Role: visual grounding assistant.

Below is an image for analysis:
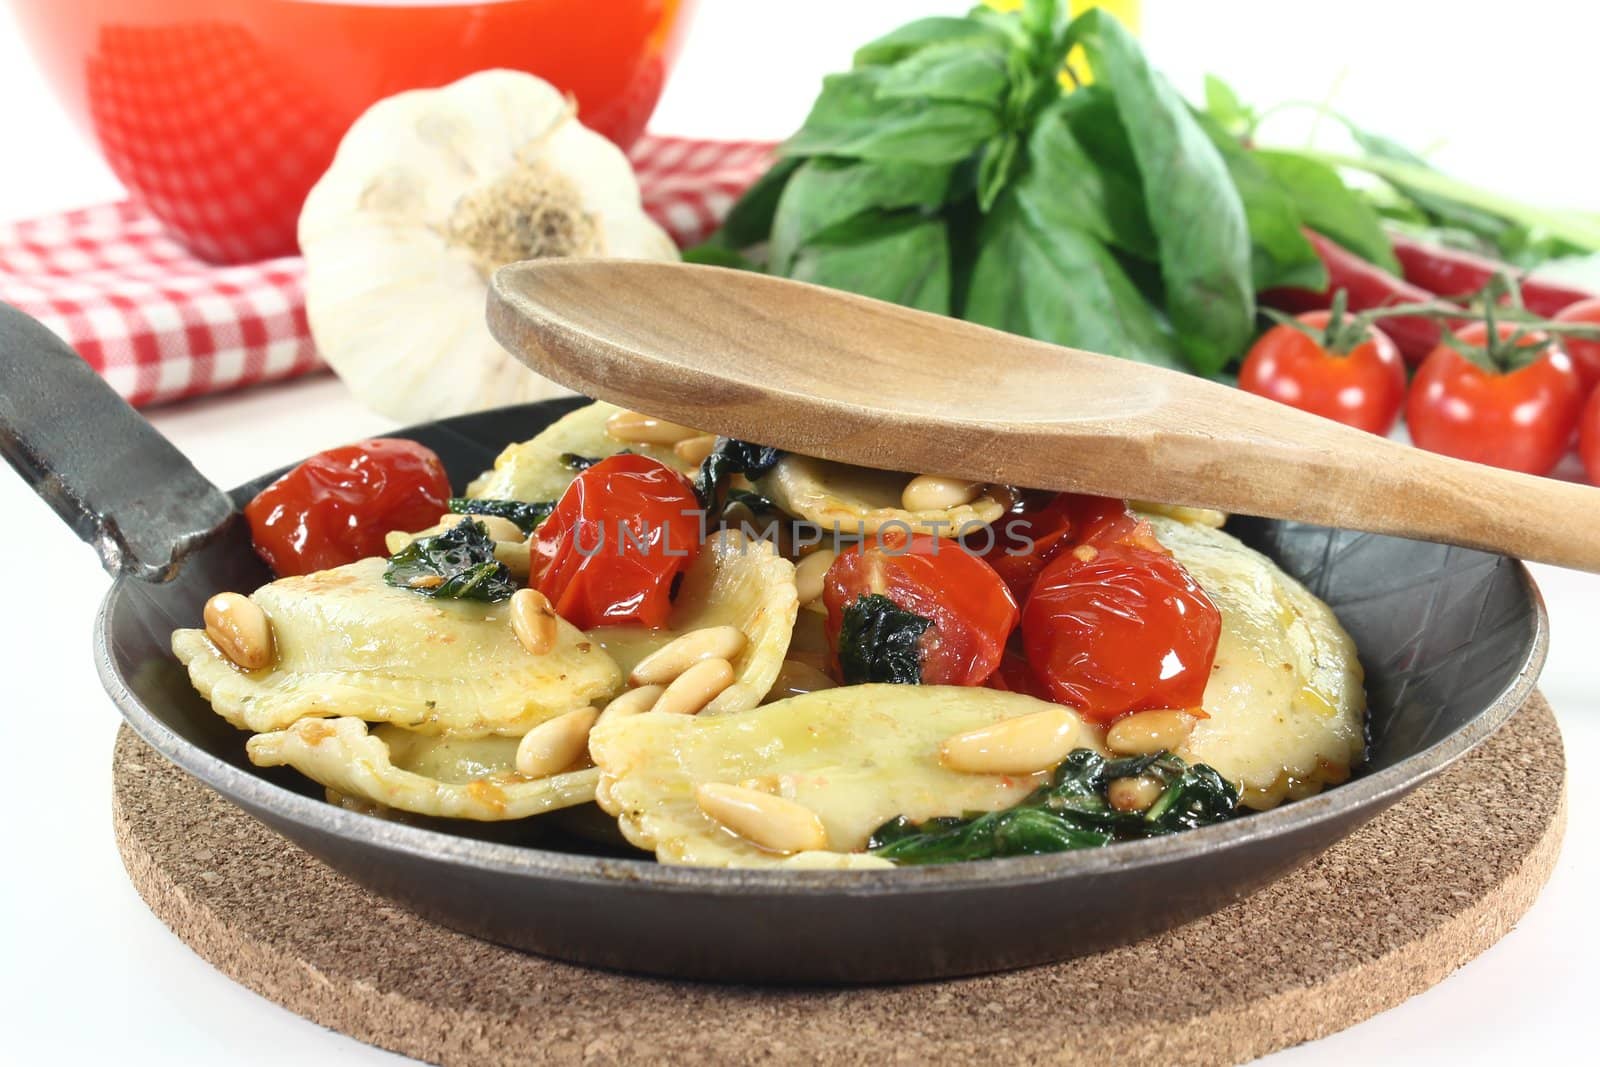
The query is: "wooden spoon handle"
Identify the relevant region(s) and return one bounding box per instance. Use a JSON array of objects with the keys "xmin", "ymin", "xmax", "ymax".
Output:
[{"xmin": 1184, "ymin": 427, "xmax": 1600, "ymax": 571}]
